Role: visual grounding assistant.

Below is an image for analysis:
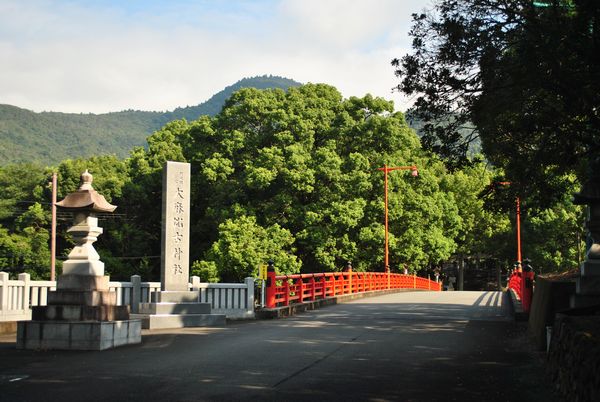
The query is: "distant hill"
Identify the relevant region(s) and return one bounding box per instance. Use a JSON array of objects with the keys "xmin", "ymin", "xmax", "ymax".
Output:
[
  {"xmin": 166, "ymin": 76, "xmax": 301, "ymax": 121},
  {"xmin": 0, "ymin": 75, "xmax": 301, "ymax": 165},
  {"xmin": 404, "ymin": 111, "xmax": 482, "ymax": 155}
]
